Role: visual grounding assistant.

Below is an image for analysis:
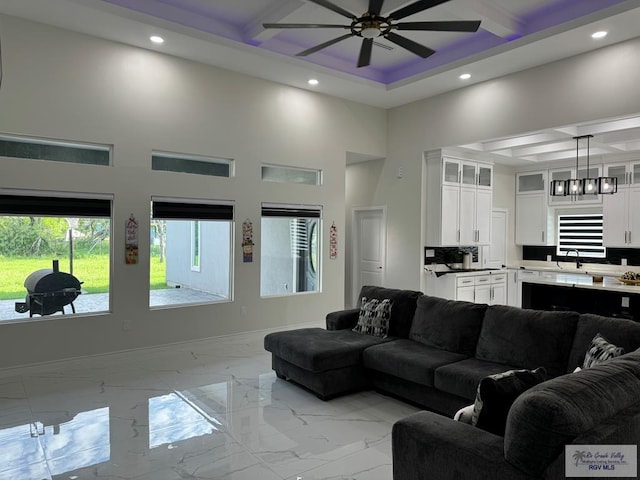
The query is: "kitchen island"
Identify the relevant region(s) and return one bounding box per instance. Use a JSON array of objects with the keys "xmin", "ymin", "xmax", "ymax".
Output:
[{"xmin": 521, "ymin": 273, "xmax": 640, "ymax": 321}]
